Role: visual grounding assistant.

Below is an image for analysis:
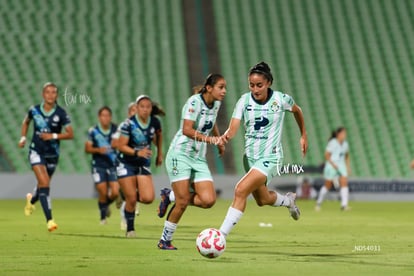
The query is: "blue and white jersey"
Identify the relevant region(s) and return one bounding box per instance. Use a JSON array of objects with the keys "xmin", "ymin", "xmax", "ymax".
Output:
[
  {"xmin": 117, "ymin": 115, "xmax": 160, "ymax": 166},
  {"xmin": 27, "ymin": 103, "xmax": 71, "ymax": 157},
  {"xmin": 87, "ymin": 123, "xmax": 118, "ymax": 168}
]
